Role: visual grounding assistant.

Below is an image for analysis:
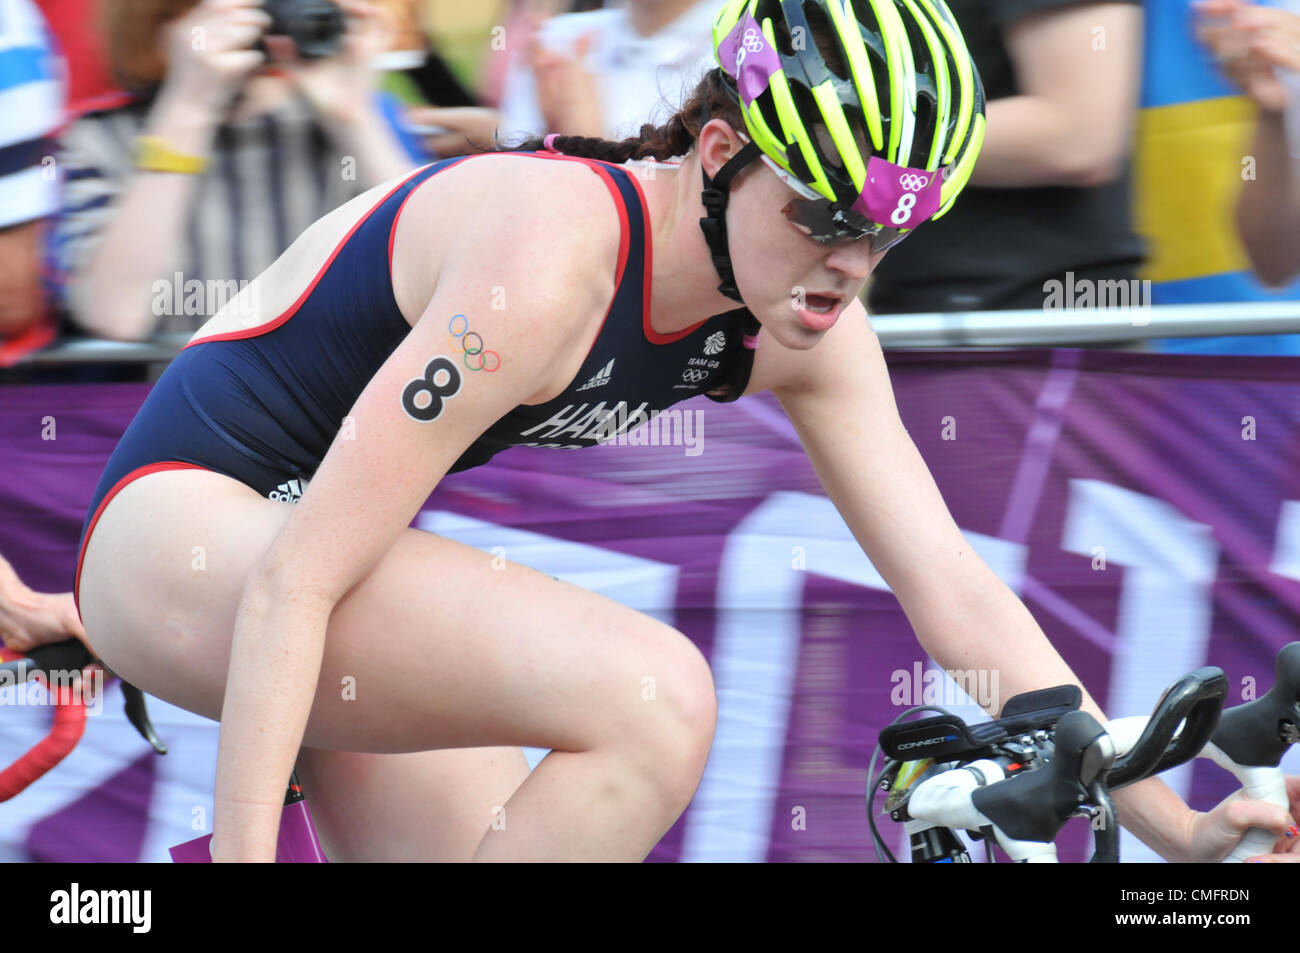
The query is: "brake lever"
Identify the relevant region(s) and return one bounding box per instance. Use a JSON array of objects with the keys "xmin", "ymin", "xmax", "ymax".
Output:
[{"xmin": 971, "ymin": 709, "xmax": 1113, "ymax": 846}]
